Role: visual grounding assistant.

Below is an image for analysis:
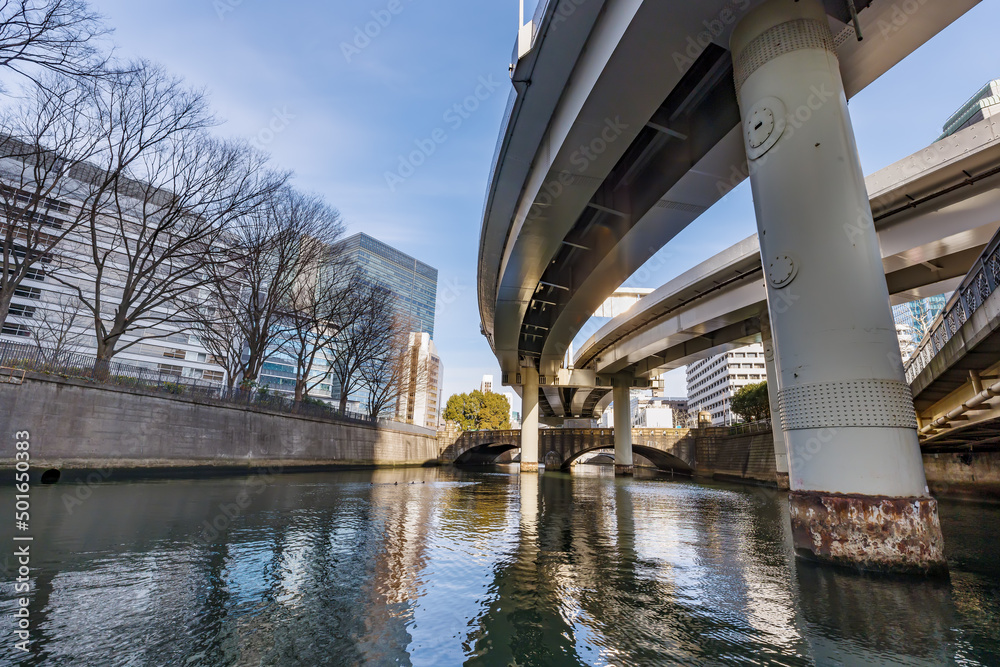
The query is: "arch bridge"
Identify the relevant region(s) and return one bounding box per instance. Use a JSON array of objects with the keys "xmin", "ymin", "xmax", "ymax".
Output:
[{"xmin": 440, "ymin": 428, "xmax": 696, "ymax": 473}]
